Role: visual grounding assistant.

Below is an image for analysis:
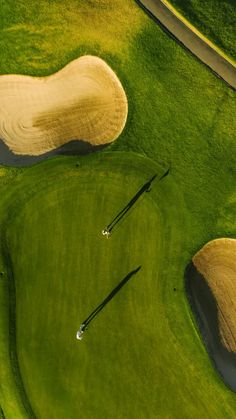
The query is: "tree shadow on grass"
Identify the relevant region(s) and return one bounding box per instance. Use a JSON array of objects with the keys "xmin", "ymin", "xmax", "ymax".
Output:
[{"xmin": 185, "ymin": 262, "xmax": 236, "ymax": 392}]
